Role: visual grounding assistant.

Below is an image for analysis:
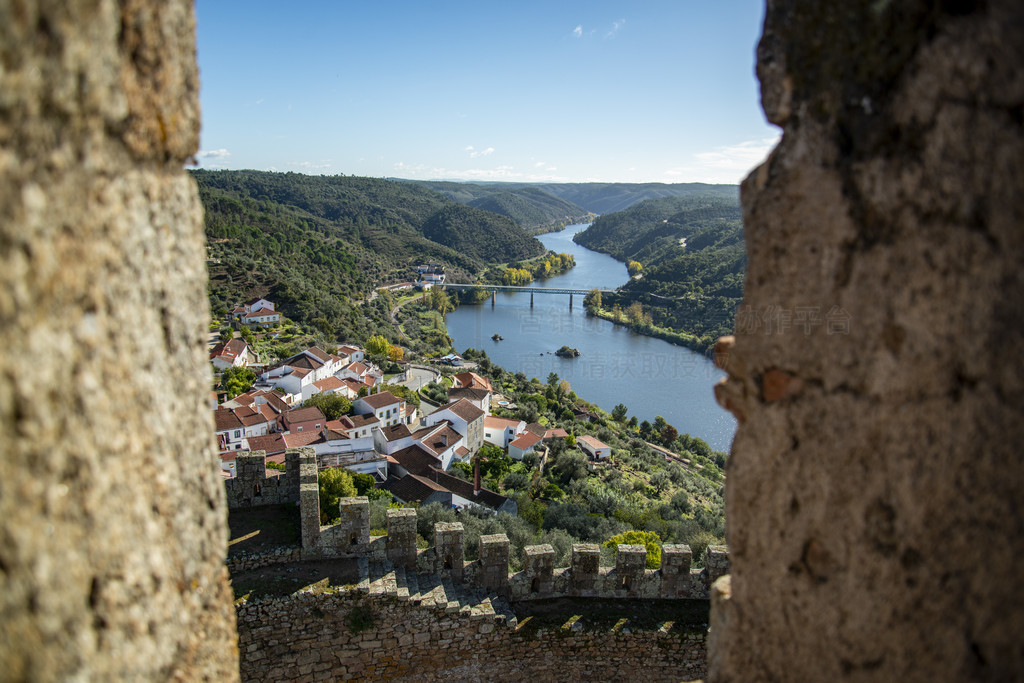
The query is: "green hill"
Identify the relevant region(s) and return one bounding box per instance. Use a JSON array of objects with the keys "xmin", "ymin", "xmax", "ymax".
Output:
[
  {"xmin": 536, "ymin": 182, "xmax": 739, "ymax": 215},
  {"xmin": 194, "ymin": 170, "xmax": 545, "ymax": 342},
  {"xmin": 574, "ymin": 195, "xmax": 745, "ymax": 352},
  {"xmin": 404, "ymin": 180, "xmax": 592, "ymax": 233}
]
